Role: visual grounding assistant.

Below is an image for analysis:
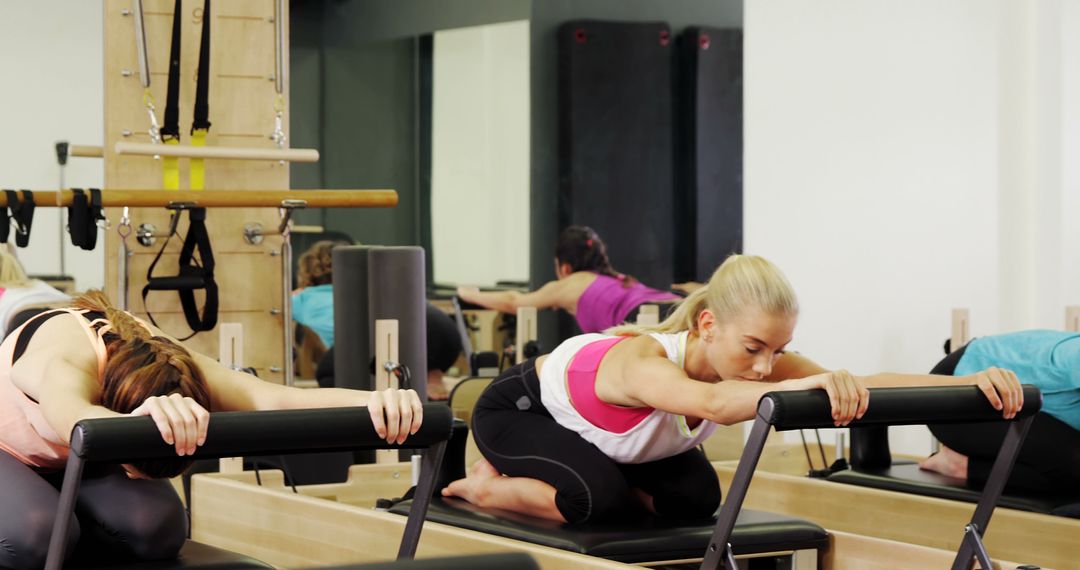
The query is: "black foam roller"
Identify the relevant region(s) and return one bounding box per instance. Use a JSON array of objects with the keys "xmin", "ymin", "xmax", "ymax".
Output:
[
  {"xmin": 367, "ymin": 246, "xmax": 428, "ymax": 400},
  {"xmin": 333, "ymin": 245, "xmax": 372, "ymax": 390}
]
